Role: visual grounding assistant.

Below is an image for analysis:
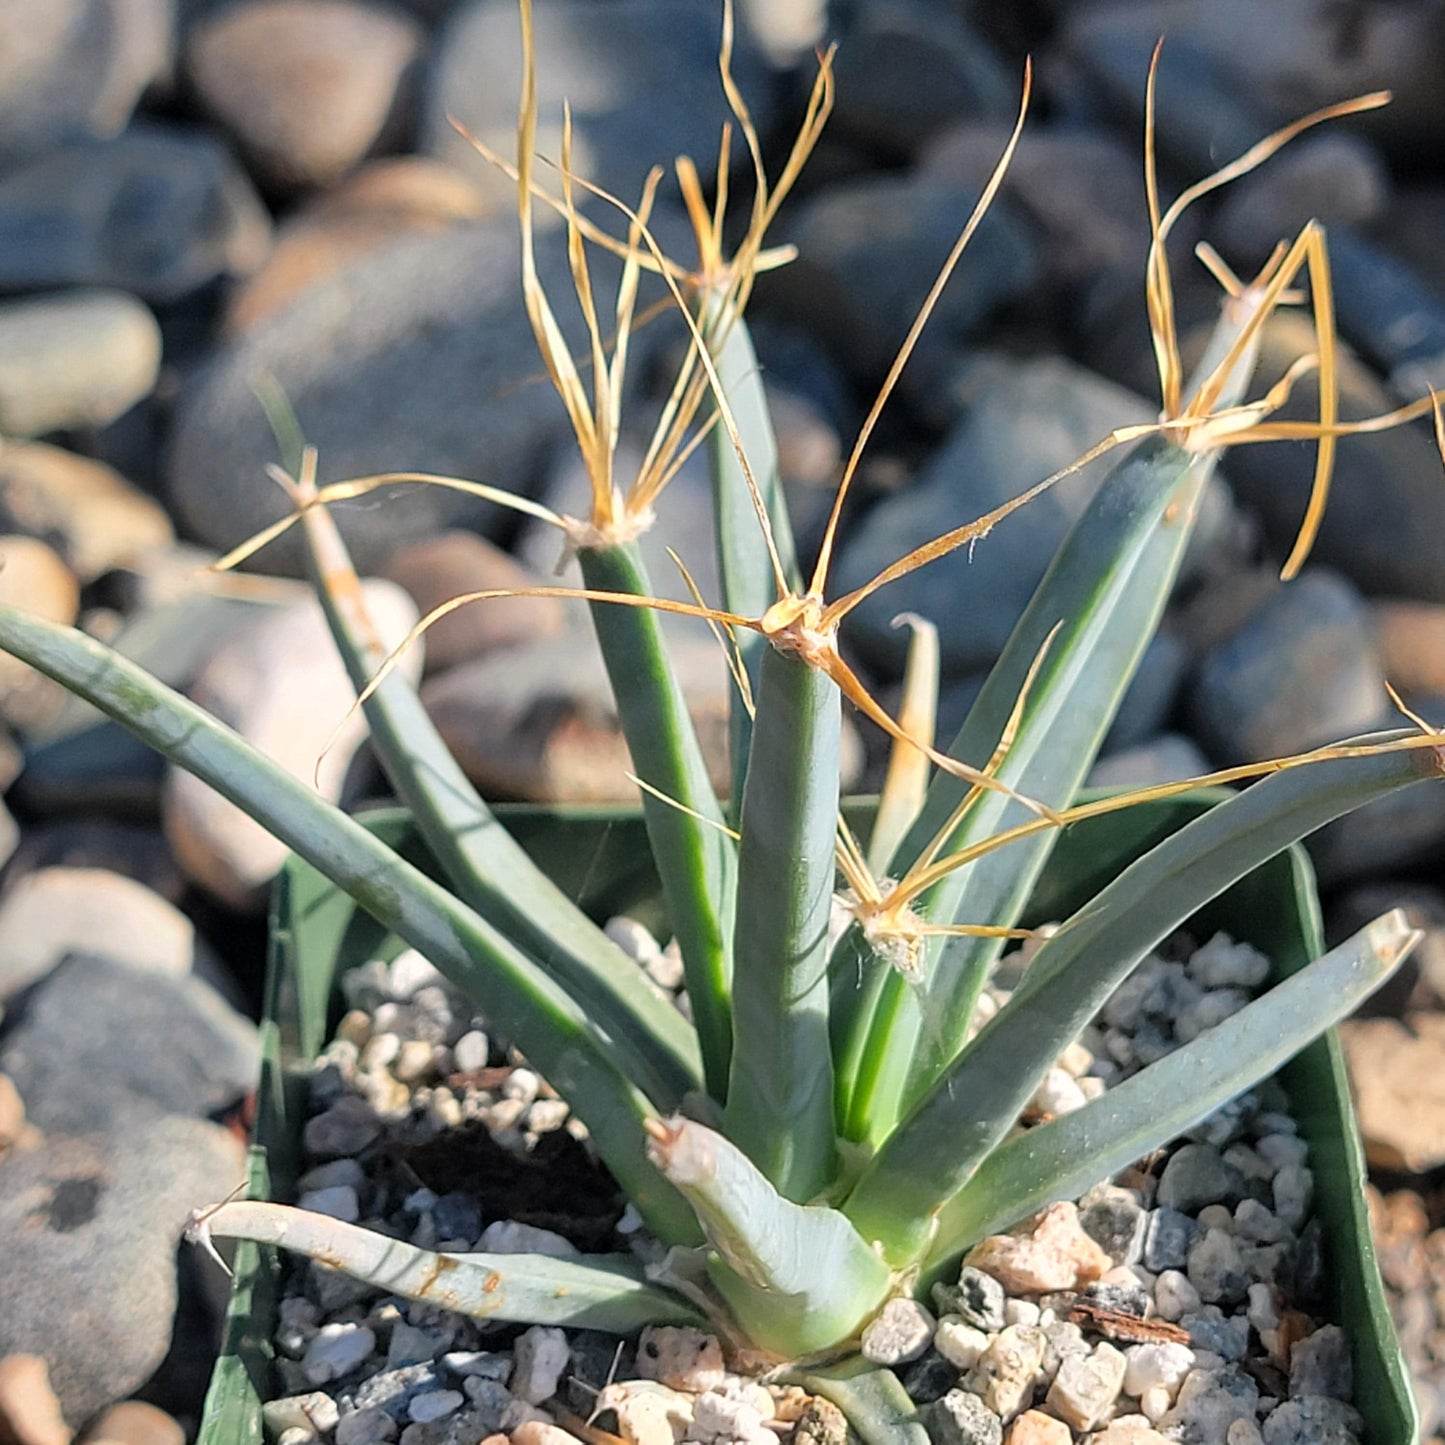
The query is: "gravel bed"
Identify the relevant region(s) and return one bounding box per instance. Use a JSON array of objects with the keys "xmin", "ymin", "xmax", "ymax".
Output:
[{"xmin": 261, "ymin": 926, "xmax": 1363, "ymax": 1445}]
